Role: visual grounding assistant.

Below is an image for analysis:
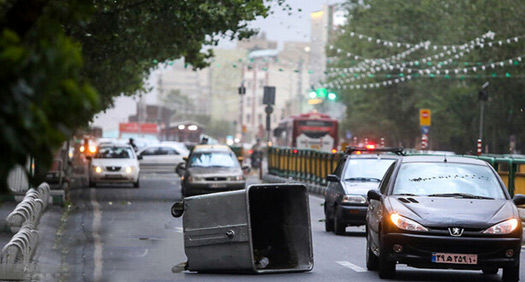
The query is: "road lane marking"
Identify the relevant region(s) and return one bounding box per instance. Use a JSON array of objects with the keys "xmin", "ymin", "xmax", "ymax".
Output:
[
  {"xmin": 90, "ymin": 188, "xmax": 103, "ymax": 282},
  {"xmin": 336, "ymin": 261, "xmax": 366, "ymax": 272}
]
